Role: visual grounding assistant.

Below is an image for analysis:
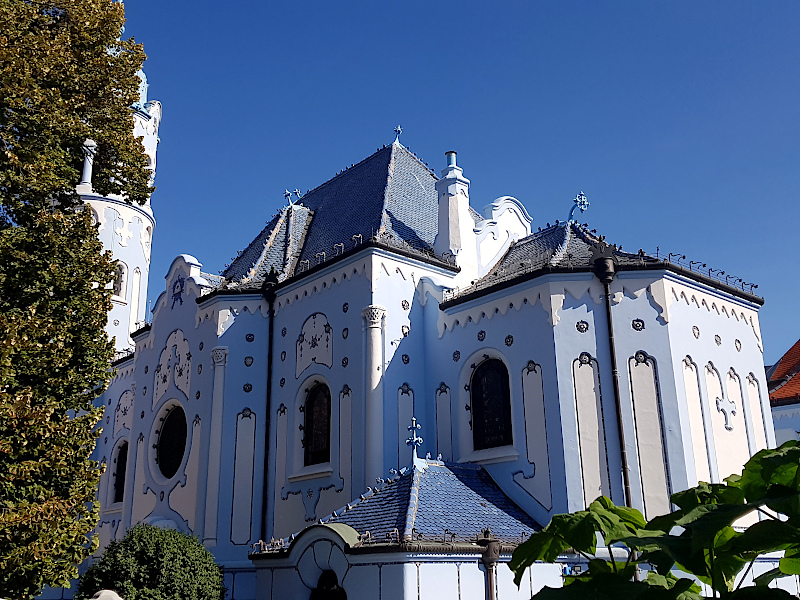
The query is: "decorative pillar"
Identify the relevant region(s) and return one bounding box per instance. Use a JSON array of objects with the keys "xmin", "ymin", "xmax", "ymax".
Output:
[
  {"xmin": 79, "ymin": 139, "xmax": 97, "ymax": 191},
  {"xmin": 204, "ymin": 346, "xmax": 228, "ymax": 546},
  {"xmin": 362, "ymin": 305, "xmax": 386, "ymax": 487}
]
